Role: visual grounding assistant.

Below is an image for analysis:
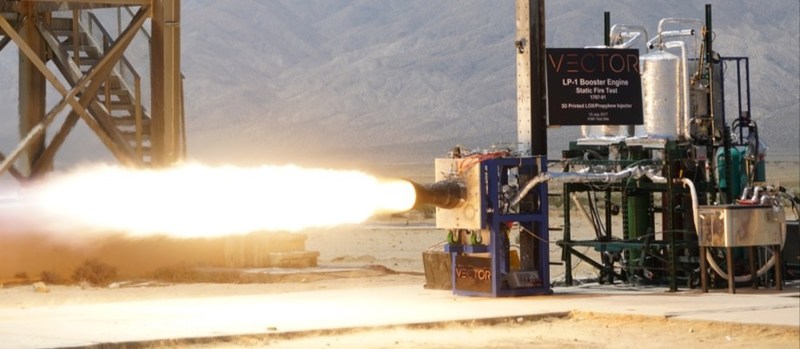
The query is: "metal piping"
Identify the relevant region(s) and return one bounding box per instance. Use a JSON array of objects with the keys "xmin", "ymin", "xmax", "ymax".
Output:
[
  {"xmin": 750, "ymin": 186, "xmax": 764, "ymax": 202},
  {"xmin": 510, "ymin": 166, "xmax": 664, "ymax": 207},
  {"xmin": 683, "ymin": 178, "xmax": 701, "ymax": 234},
  {"xmin": 657, "ymin": 18, "xmax": 704, "ymax": 36},
  {"xmin": 643, "ymin": 169, "xmax": 668, "ymax": 183},
  {"xmin": 646, "ymin": 29, "xmax": 694, "ymax": 49},
  {"xmin": 682, "ymin": 178, "xmax": 780, "ymax": 282},
  {"xmin": 739, "ymin": 186, "xmax": 753, "ymax": 201},
  {"xmin": 610, "ymin": 24, "xmax": 648, "ymax": 44},
  {"xmin": 612, "ymin": 32, "xmax": 642, "ymax": 49},
  {"xmin": 609, "ymin": 24, "xmax": 648, "ymax": 50},
  {"xmin": 581, "ymin": 24, "xmax": 648, "ymax": 140}
]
